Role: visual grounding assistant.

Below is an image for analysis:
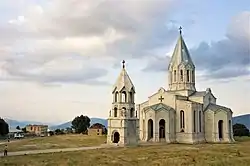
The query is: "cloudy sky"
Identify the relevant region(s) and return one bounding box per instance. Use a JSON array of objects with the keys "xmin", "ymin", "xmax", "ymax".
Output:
[{"xmin": 0, "ymin": 0, "xmax": 249, "ymax": 124}]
